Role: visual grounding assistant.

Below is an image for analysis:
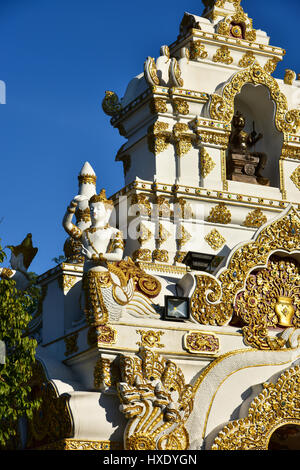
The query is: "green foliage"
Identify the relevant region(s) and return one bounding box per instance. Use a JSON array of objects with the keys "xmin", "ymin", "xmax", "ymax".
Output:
[{"xmin": 0, "ymin": 244, "xmax": 40, "ymax": 448}]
